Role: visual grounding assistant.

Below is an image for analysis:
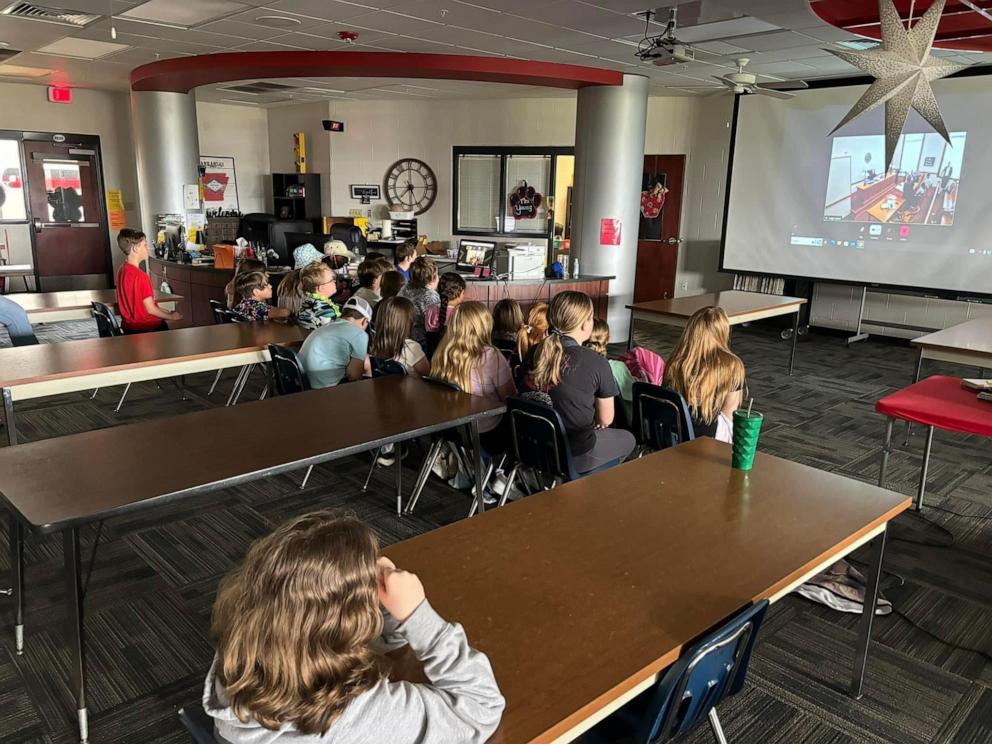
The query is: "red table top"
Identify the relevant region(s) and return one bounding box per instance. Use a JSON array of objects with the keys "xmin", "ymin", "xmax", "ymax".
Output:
[{"xmin": 876, "ymin": 375, "xmax": 992, "ymax": 437}]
